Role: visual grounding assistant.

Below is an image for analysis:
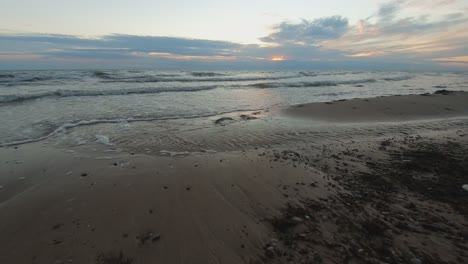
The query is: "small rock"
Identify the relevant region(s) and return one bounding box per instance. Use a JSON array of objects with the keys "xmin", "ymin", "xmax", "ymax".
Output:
[
  {"xmin": 240, "ymin": 114, "xmax": 257, "ymax": 120},
  {"xmin": 52, "ymin": 224, "xmax": 62, "ymax": 230},
  {"xmin": 137, "ymin": 232, "xmax": 161, "ymax": 245},
  {"xmin": 433, "ymin": 89, "xmax": 452, "ymax": 95},
  {"xmin": 462, "ymin": 184, "xmax": 468, "ymax": 192},
  {"xmin": 292, "ymin": 216, "xmax": 303, "ymax": 222},
  {"xmin": 214, "ymin": 117, "xmax": 234, "ymax": 125},
  {"xmin": 81, "ymin": 173, "xmax": 88, "ymax": 177},
  {"xmin": 410, "ymin": 257, "xmax": 422, "ymax": 264},
  {"xmin": 265, "ymin": 246, "xmax": 276, "ymax": 258},
  {"xmin": 151, "ymin": 234, "xmax": 161, "ymax": 242},
  {"xmin": 269, "ymin": 238, "xmax": 279, "ymax": 245}
]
